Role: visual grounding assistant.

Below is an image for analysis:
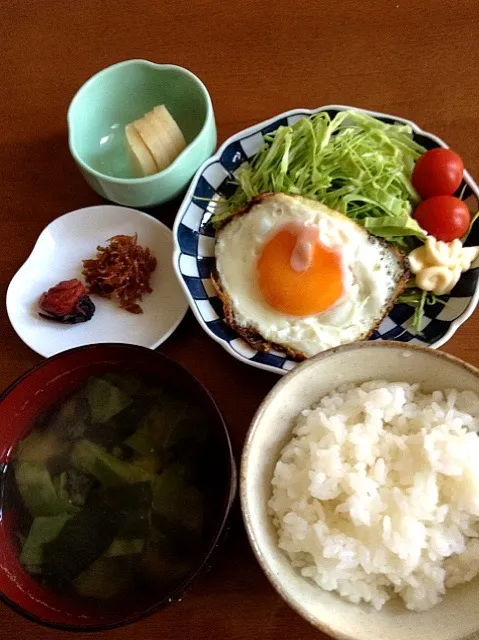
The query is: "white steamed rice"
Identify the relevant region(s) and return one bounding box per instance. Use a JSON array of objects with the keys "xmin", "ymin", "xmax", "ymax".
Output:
[{"xmin": 269, "ymin": 381, "xmax": 479, "ymax": 611}]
